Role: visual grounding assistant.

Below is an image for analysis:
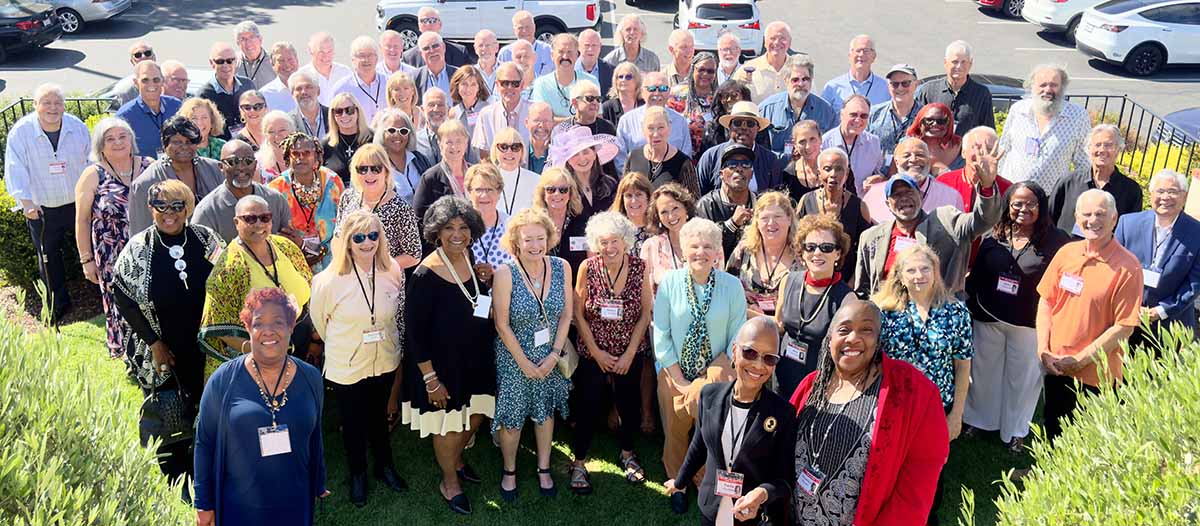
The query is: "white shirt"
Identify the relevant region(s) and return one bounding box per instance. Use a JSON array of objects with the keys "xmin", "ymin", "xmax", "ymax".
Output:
[
  {"xmin": 4, "ymin": 113, "xmax": 91, "ymax": 208},
  {"xmin": 471, "ymin": 99, "xmax": 532, "ymax": 155},
  {"xmin": 297, "ymin": 62, "xmax": 354, "ymax": 106},
  {"xmin": 331, "ymin": 70, "xmax": 386, "ymax": 124},
  {"xmin": 310, "ymin": 264, "xmax": 405, "ymax": 385},
  {"xmin": 377, "ymin": 61, "xmax": 417, "ymax": 79},
  {"xmin": 997, "ymin": 98, "xmax": 1092, "ymax": 191},
  {"xmin": 259, "ymin": 77, "xmax": 297, "ymax": 113},
  {"xmin": 821, "ymin": 128, "xmax": 884, "ymax": 195},
  {"xmin": 498, "ymin": 166, "xmax": 539, "ymax": 216}
]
